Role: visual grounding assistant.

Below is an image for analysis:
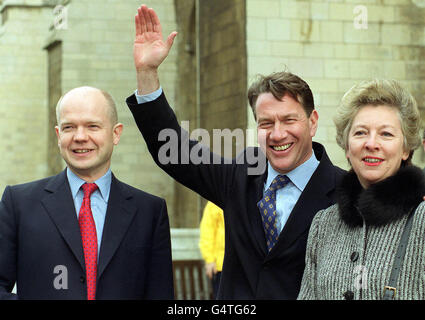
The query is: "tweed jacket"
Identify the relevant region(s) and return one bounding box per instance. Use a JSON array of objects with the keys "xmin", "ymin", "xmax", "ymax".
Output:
[{"xmin": 298, "ymin": 166, "xmax": 425, "ymax": 300}]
